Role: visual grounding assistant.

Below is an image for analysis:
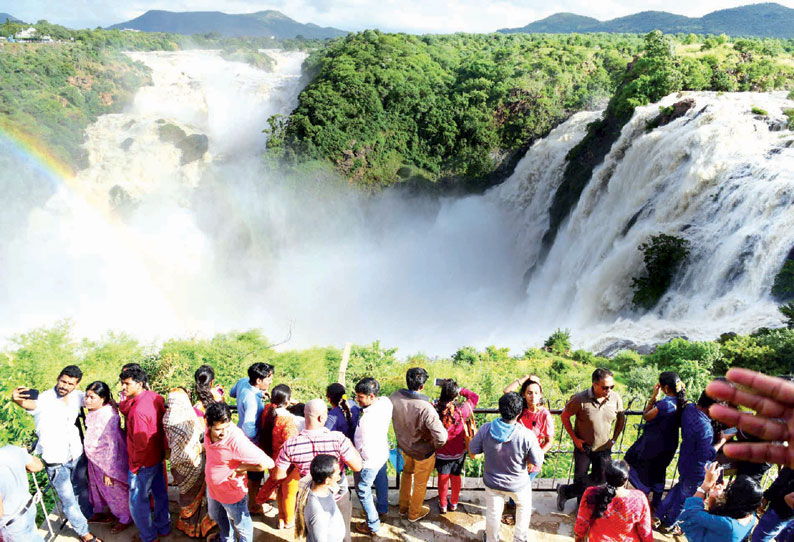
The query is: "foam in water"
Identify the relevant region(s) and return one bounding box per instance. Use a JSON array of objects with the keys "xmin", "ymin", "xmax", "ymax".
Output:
[{"xmin": 1, "ymin": 49, "xmax": 793, "ymax": 354}]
